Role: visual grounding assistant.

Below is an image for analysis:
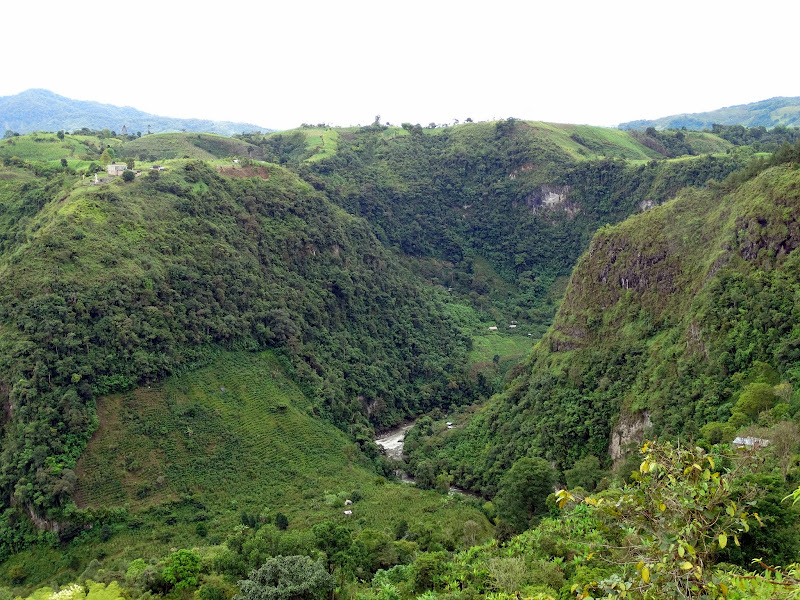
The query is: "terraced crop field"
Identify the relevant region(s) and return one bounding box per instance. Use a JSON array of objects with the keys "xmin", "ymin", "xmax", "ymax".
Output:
[
  {"xmin": 75, "ymin": 351, "xmax": 357, "ymax": 511},
  {"xmin": 73, "ymin": 351, "xmax": 490, "ymax": 536}
]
